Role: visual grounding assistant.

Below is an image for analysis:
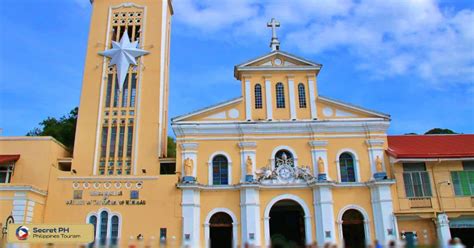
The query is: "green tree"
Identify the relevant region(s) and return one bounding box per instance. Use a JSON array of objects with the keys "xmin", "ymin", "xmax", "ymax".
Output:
[
  {"xmin": 28, "ymin": 107, "xmax": 178, "ymax": 158},
  {"xmin": 167, "ymin": 136, "xmax": 176, "ymax": 158},
  {"xmin": 27, "ymin": 107, "xmax": 78, "ymax": 151},
  {"xmin": 424, "ymin": 128, "xmax": 457, "ymax": 135}
]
